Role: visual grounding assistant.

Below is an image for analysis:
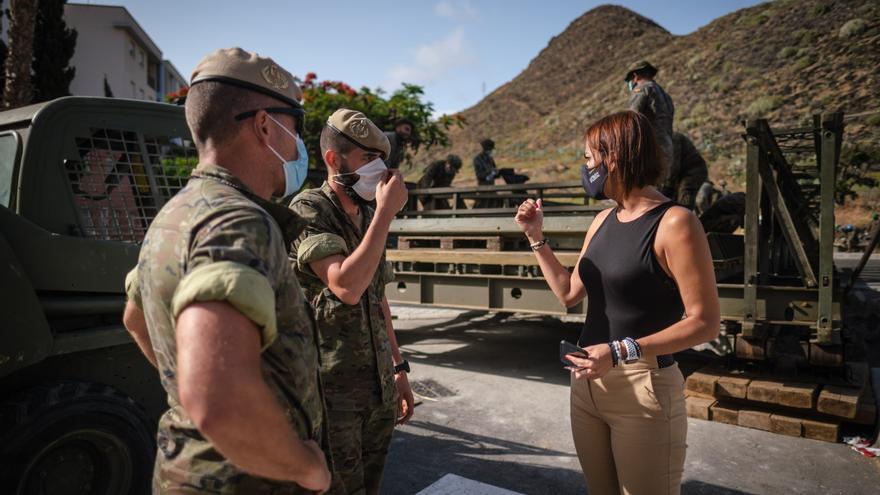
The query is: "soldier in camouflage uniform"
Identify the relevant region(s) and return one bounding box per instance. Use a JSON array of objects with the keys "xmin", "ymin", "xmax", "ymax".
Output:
[
  {"xmin": 289, "ymin": 109, "xmax": 414, "ymax": 495},
  {"xmin": 473, "ymin": 139, "xmax": 499, "ymax": 208},
  {"xmin": 625, "ymin": 61, "xmax": 675, "ymax": 193},
  {"xmin": 418, "ymin": 154, "xmax": 462, "ymax": 210},
  {"xmin": 122, "ymin": 48, "xmax": 331, "ymax": 494},
  {"xmin": 670, "ymin": 132, "xmax": 709, "ymax": 210},
  {"xmin": 383, "ymin": 118, "xmax": 413, "ymax": 170},
  {"xmin": 473, "ymin": 138, "xmax": 498, "ymax": 186}
]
